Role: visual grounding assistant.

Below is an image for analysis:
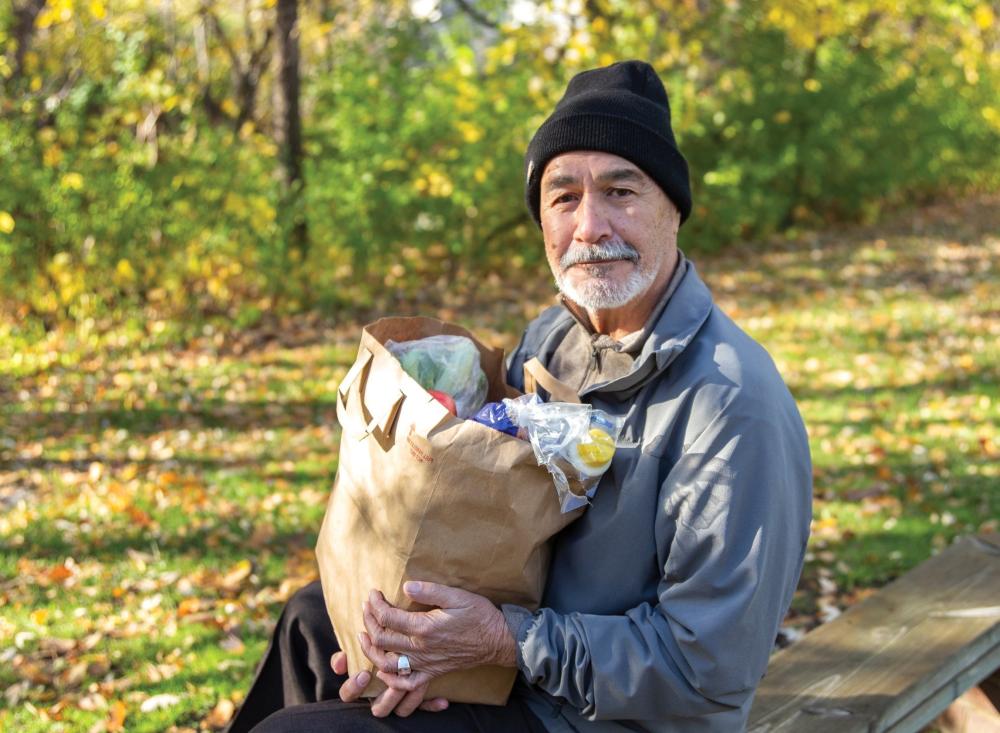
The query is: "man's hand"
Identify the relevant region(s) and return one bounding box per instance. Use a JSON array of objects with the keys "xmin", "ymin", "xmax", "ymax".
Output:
[
  {"xmin": 331, "ymin": 650, "xmax": 449, "ymax": 717},
  {"xmin": 358, "ymin": 581, "xmax": 517, "ymax": 693}
]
